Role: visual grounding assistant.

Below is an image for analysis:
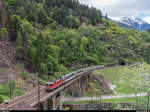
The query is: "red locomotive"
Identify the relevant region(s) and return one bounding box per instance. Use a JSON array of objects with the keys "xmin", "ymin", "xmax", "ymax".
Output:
[{"xmin": 46, "ymin": 77, "xmax": 65, "ymax": 92}]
